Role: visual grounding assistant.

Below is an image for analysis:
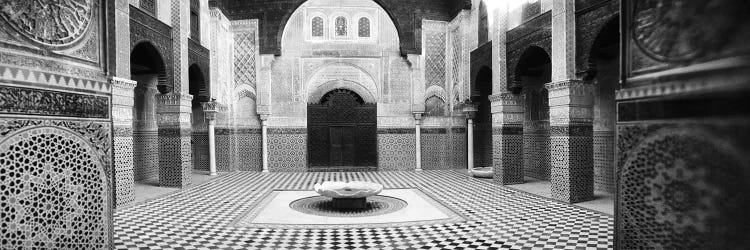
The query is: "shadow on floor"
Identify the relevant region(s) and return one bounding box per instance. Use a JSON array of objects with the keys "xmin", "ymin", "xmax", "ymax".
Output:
[
  {"xmin": 132, "ymin": 171, "xmax": 222, "ymax": 205},
  {"xmin": 504, "ymin": 176, "xmax": 614, "ymax": 215}
]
